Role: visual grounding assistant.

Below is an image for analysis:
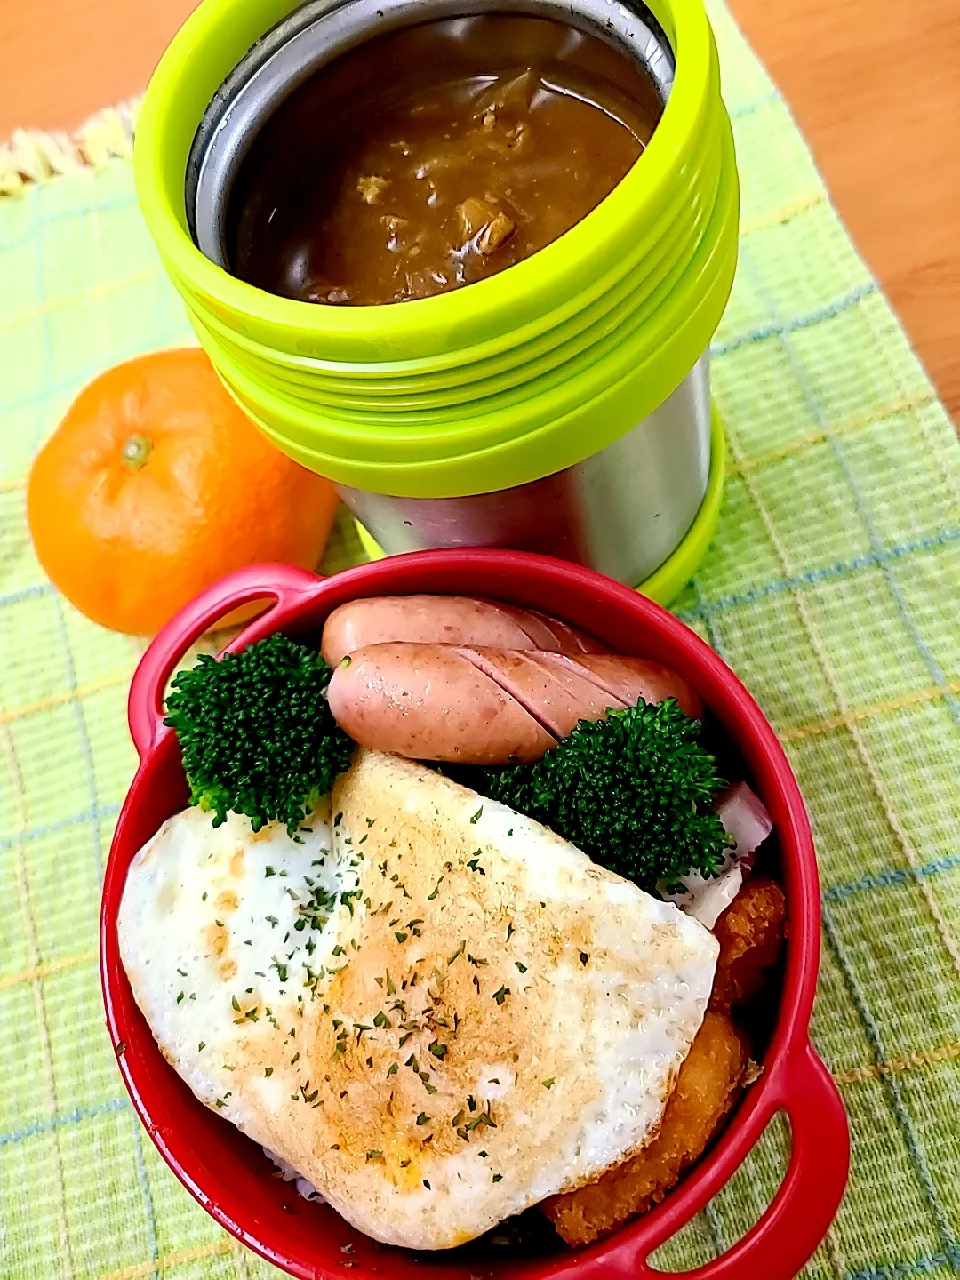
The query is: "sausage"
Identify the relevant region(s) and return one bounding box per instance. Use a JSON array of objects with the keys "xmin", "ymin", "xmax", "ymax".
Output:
[
  {"xmin": 320, "ymin": 595, "xmax": 601, "ymax": 665},
  {"xmin": 327, "ymin": 642, "xmax": 697, "ymax": 764},
  {"xmin": 525, "ymin": 611, "xmax": 606, "ymax": 654},
  {"xmin": 538, "ymin": 652, "xmax": 704, "ymax": 720},
  {"xmin": 461, "ymin": 648, "xmax": 626, "ymax": 739},
  {"xmin": 326, "ymin": 643, "xmax": 556, "ymax": 765}
]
